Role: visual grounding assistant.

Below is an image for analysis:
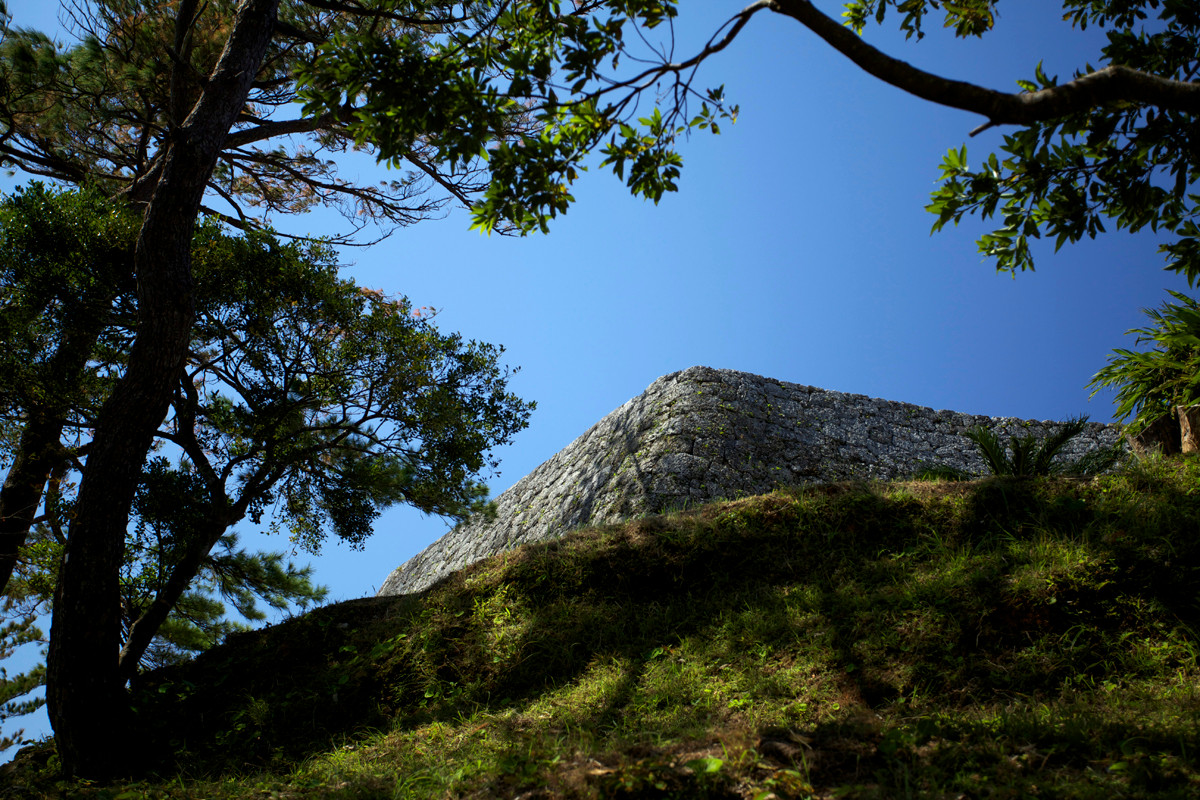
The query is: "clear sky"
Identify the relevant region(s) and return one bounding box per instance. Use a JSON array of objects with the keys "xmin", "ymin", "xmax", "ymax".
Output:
[{"xmin": 1, "ymin": 1, "xmax": 1192, "ymax": 753}]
